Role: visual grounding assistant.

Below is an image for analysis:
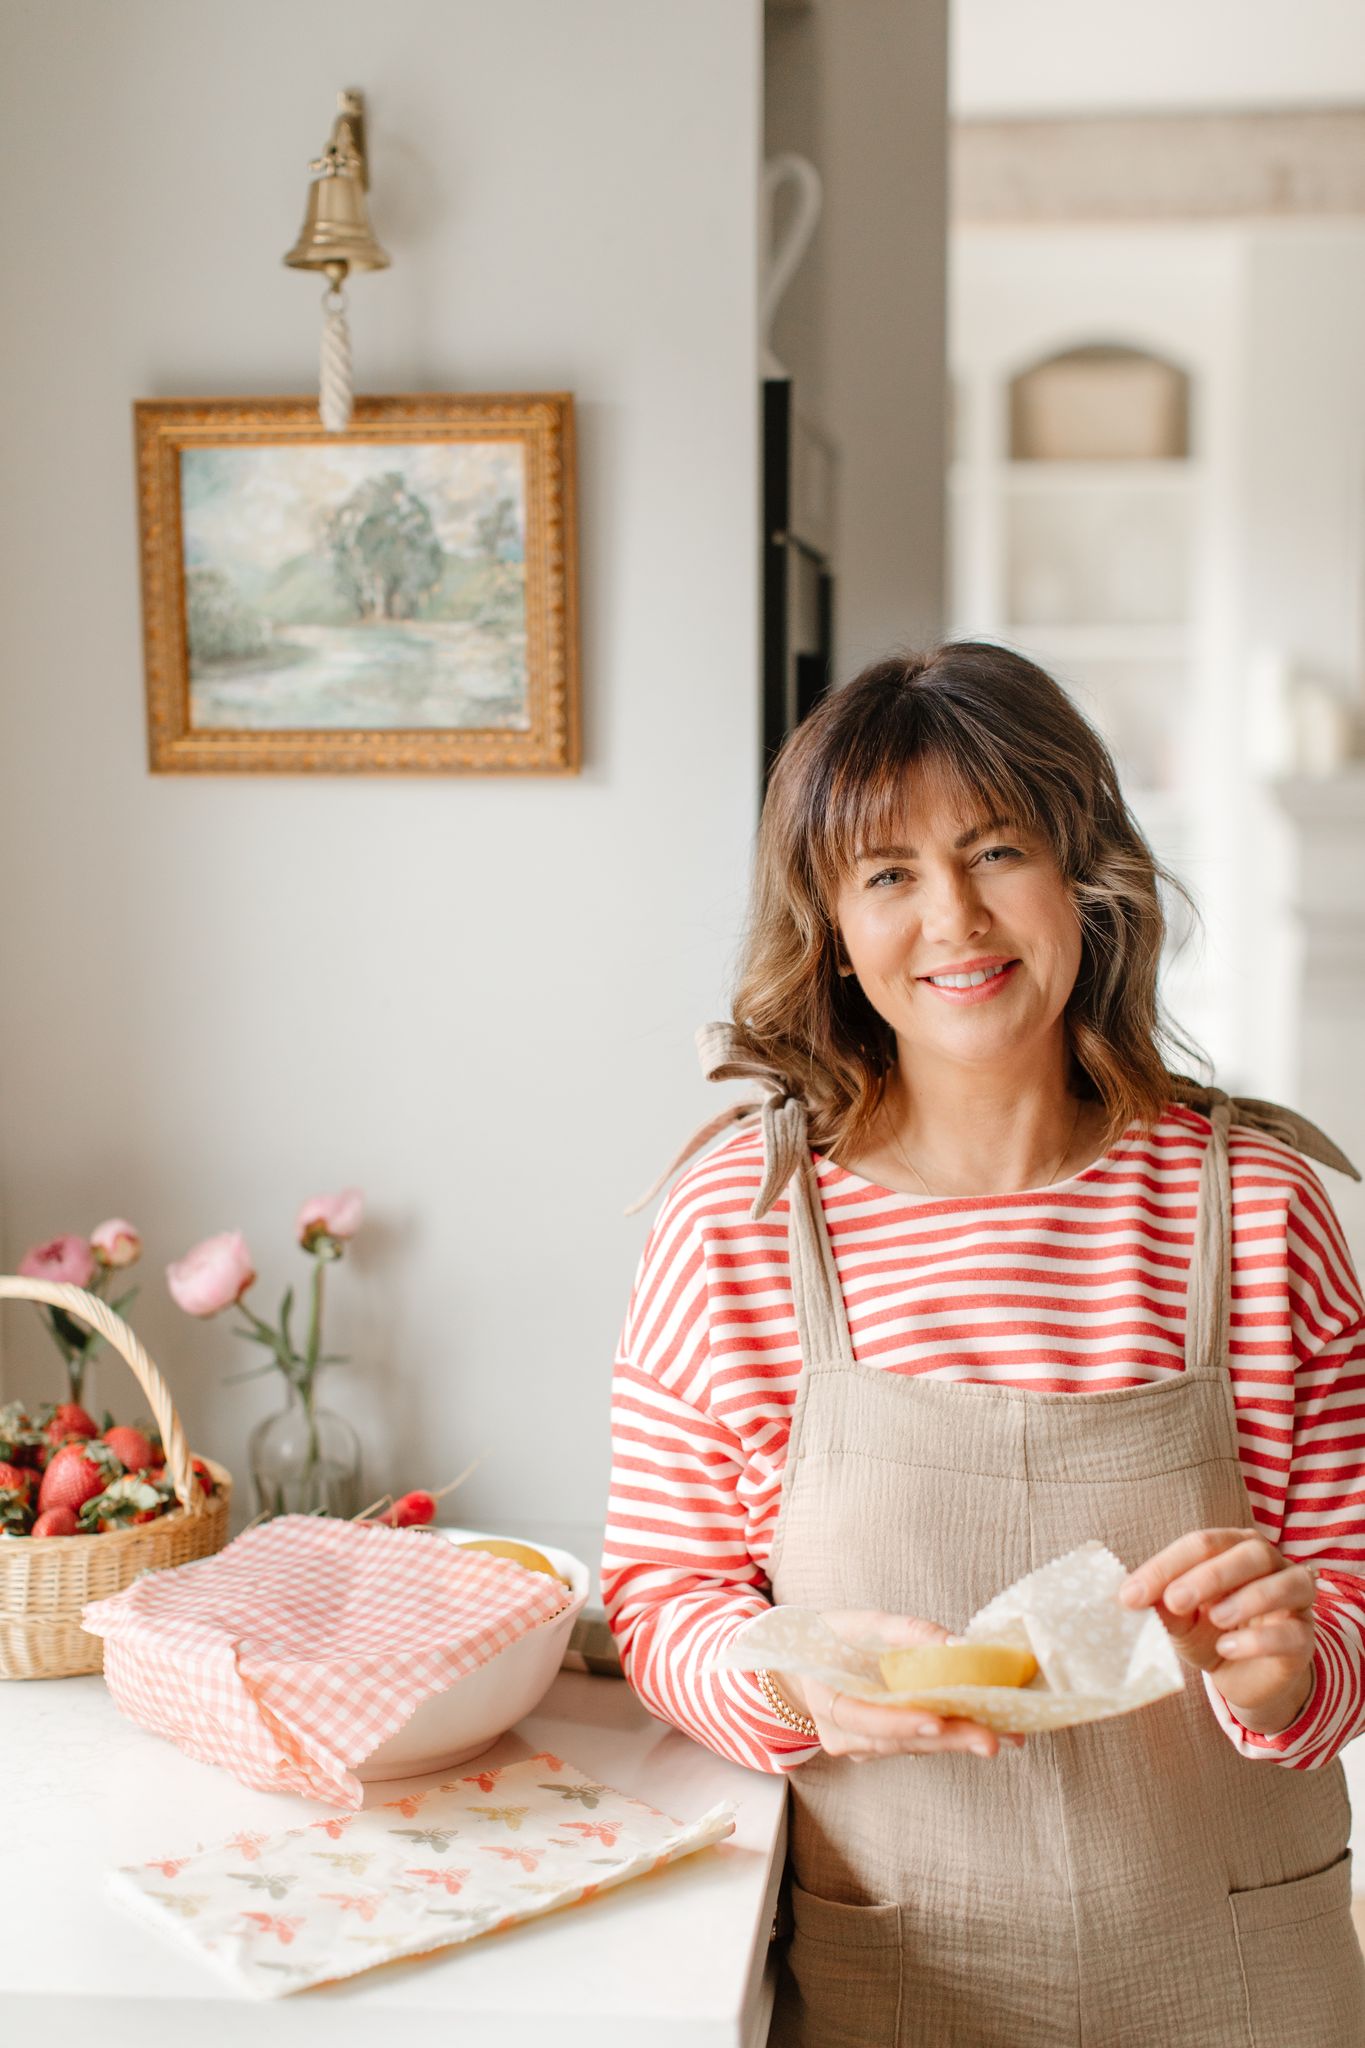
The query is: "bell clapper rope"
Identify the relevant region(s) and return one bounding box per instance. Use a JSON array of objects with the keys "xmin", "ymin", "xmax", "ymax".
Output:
[{"xmin": 320, "ymin": 278, "xmax": 354, "ymax": 434}]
